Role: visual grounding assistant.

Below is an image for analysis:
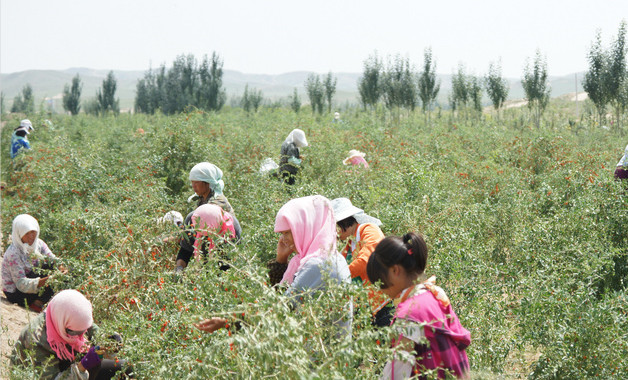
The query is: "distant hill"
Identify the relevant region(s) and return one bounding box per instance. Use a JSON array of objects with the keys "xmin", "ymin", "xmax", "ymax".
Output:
[{"xmin": 0, "ymin": 68, "xmax": 585, "ymax": 113}]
